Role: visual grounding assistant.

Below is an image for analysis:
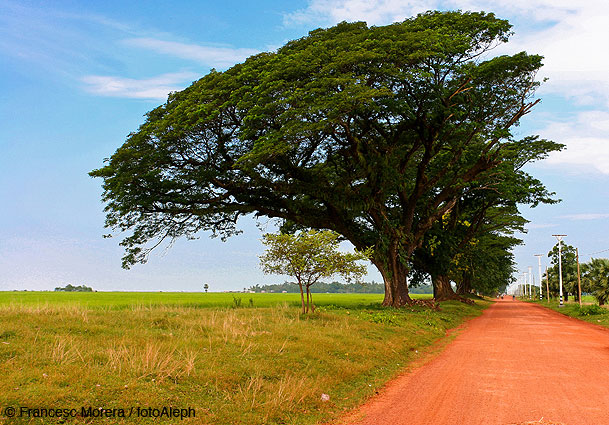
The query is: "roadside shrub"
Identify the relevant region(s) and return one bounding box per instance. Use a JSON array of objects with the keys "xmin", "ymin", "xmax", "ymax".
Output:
[{"xmin": 577, "ymin": 304, "xmax": 605, "ymax": 316}]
